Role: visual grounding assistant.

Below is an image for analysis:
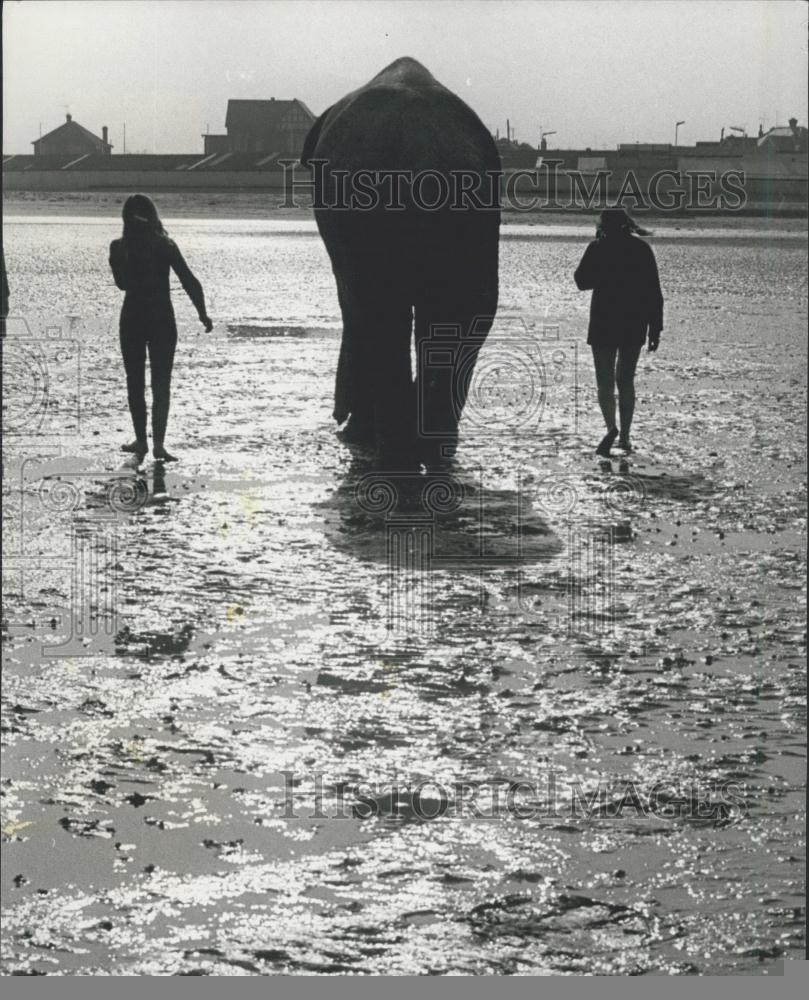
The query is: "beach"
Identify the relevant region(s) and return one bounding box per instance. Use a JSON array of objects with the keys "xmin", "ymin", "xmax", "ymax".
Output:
[
  {"xmin": 6, "ymin": 188, "xmax": 809, "ymax": 228},
  {"xmin": 1, "ymin": 193, "xmax": 806, "ymax": 975}
]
